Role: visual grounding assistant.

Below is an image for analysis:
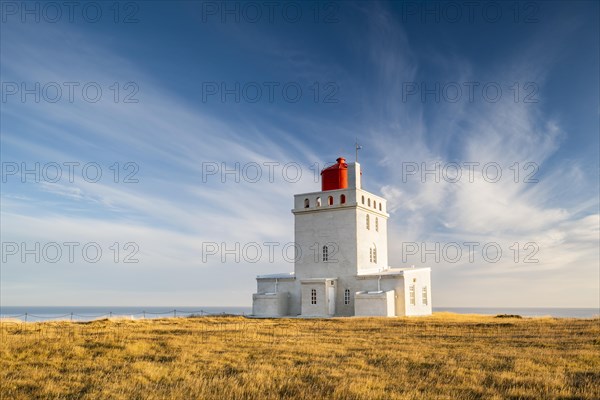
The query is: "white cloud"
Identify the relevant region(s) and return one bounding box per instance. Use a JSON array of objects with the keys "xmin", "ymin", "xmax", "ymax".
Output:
[{"xmin": 1, "ymin": 6, "xmax": 597, "ymax": 308}]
